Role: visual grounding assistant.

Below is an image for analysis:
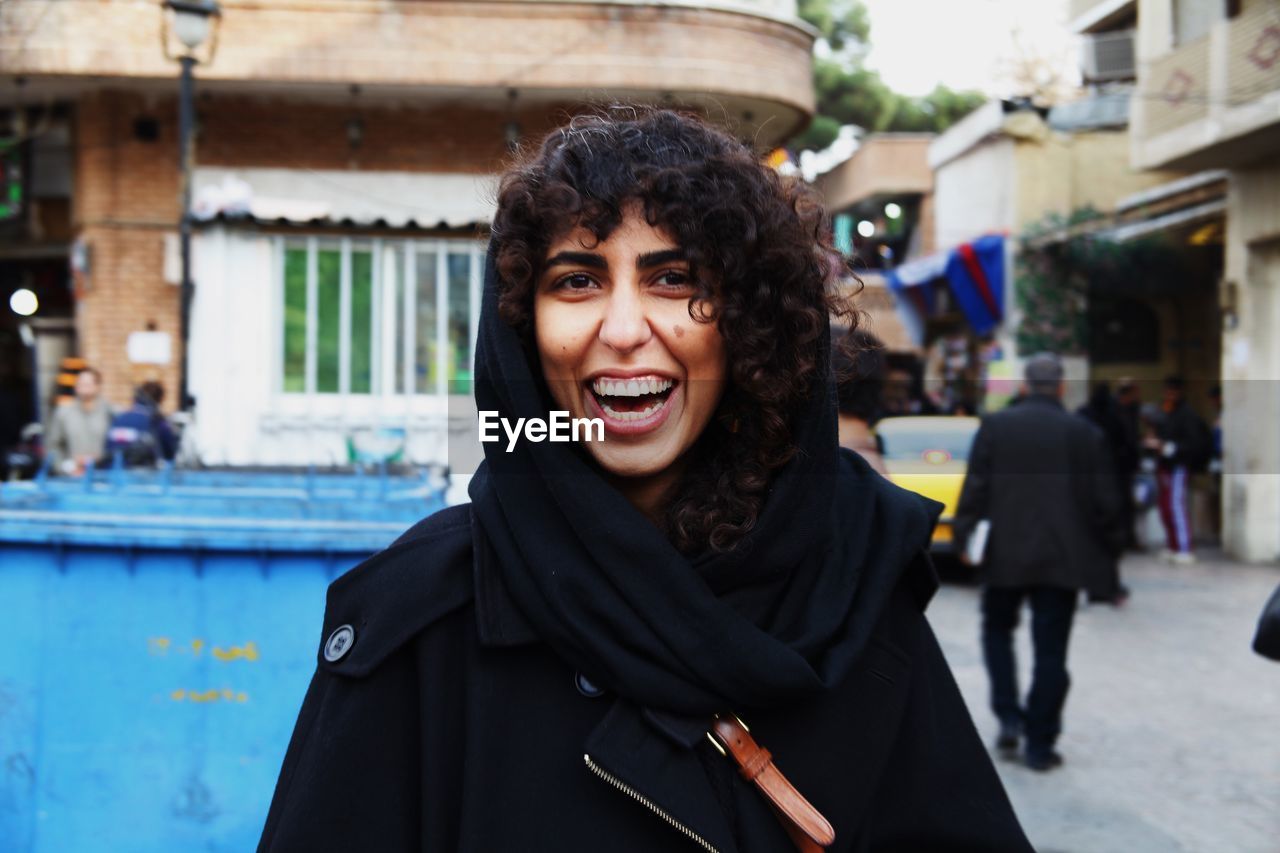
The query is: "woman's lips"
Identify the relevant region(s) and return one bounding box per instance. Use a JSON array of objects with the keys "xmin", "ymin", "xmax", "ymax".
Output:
[{"xmin": 583, "ymin": 380, "xmax": 679, "ymax": 436}]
